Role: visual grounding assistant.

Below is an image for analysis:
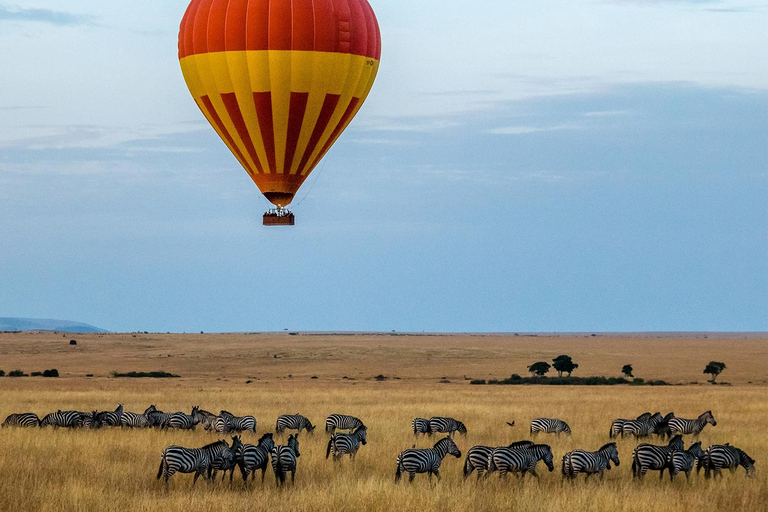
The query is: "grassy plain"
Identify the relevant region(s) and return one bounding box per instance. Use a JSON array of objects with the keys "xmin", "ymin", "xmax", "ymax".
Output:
[{"xmin": 0, "ymin": 332, "xmax": 765, "ymax": 512}]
